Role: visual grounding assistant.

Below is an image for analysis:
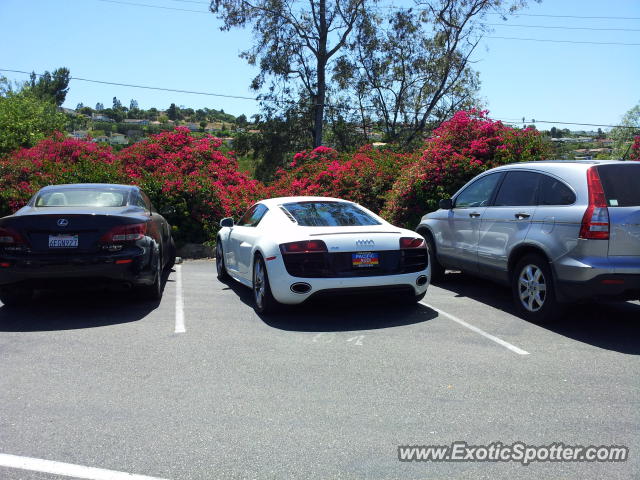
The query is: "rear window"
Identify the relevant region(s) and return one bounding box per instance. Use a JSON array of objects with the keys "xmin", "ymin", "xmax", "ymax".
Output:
[
  {"xmin": 597, "ymin": 164, "xmax": 640, "ymax": 207},
  {"xmin": 281, "ymin": 201, "xmax": 381, "ymax": 227},
  {"xmin": 35, "ymin": 188, "xmax": 128, "ymax": 207}
]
